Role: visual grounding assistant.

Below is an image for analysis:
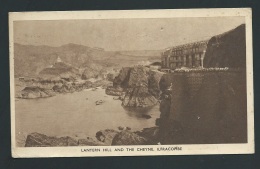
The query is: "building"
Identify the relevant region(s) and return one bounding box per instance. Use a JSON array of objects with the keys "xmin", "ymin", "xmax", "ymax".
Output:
[
  {"xmin": 161, "ymin": 40, "xmax": 208, "ymax": 70},
  {"xmin": 56, "ymin": 56, "xmax": 62, "ymax": 63}
]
